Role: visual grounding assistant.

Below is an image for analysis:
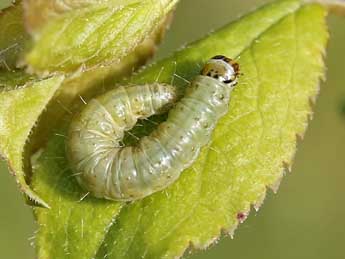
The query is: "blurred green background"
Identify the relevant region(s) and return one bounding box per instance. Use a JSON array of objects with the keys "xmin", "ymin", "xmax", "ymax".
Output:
[{"xmin": 1, "ymin": 0, "xmax": 345, "ymax": 258}]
